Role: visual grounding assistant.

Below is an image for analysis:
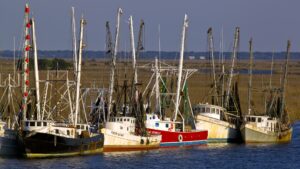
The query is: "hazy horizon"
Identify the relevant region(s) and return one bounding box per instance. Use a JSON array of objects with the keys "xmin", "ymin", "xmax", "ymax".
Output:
[{"xmin": 0, "ymin": 0, "xmax": 299, "ymax": 52}]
